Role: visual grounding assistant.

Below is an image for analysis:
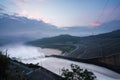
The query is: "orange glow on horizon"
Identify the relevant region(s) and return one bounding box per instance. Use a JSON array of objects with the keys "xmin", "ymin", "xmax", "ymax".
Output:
[{"xmin": 91, "ymin": 21, "xmax": 101, "ymax": 27}]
